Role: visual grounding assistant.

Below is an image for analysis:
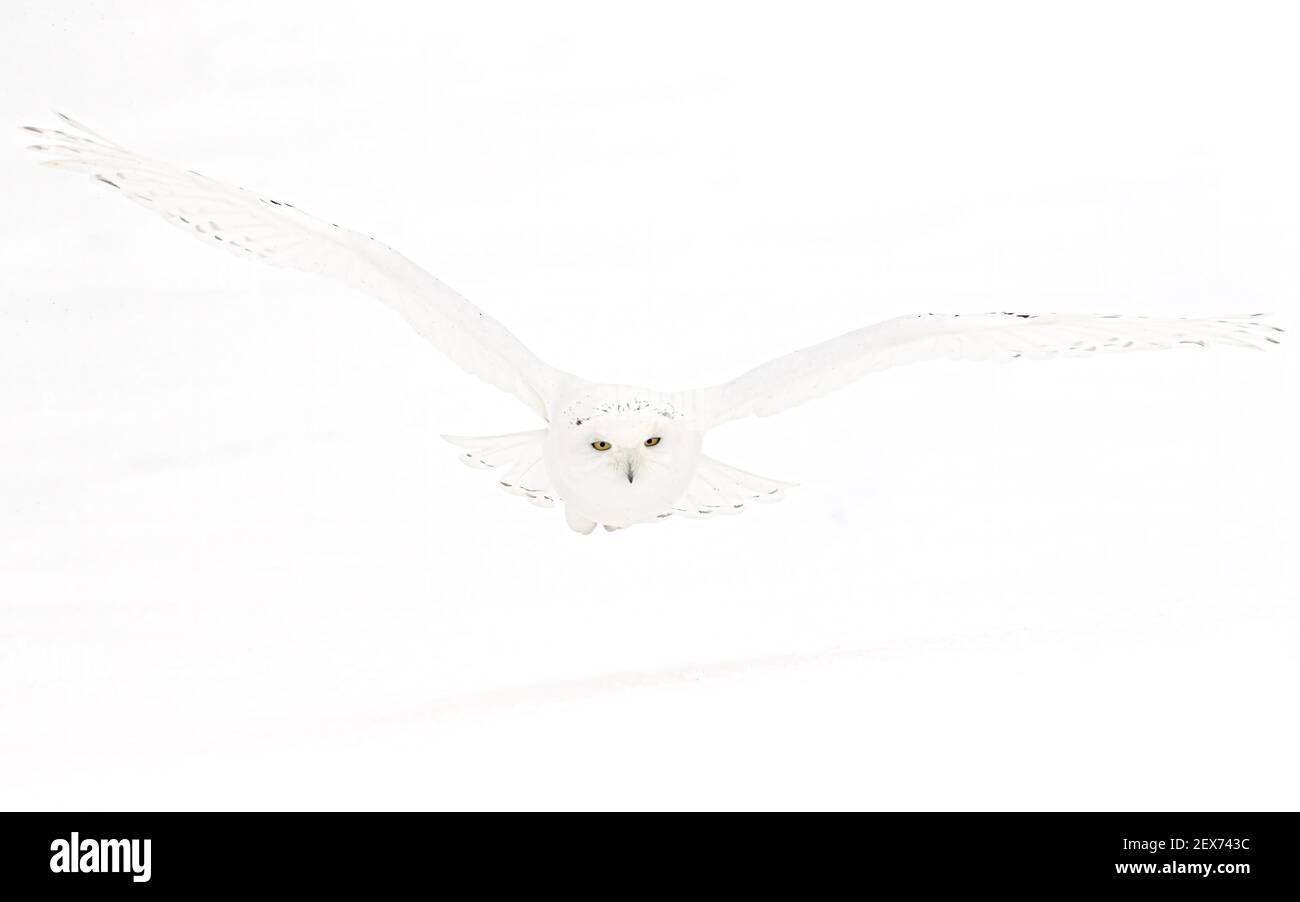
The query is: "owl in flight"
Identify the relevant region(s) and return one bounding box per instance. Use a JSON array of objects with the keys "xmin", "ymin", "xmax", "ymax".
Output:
[{"xmin": 25, "ymin": 113, "xmax": 1282, "ymax": 534}]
